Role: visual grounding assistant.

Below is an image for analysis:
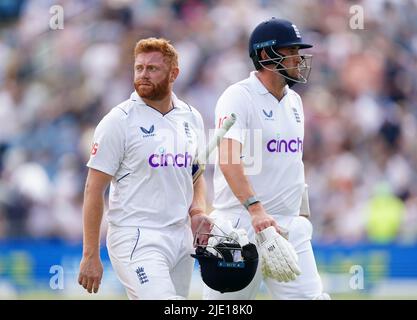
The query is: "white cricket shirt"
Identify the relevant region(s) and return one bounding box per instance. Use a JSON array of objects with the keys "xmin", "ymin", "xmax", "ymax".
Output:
[
  {"xmin": 213, "ymin": 71, "xmax": 306, "ymax": 217},
  {"xmin": 87, "ymin": 91, "xmax": 205, "ymax": 228}
]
